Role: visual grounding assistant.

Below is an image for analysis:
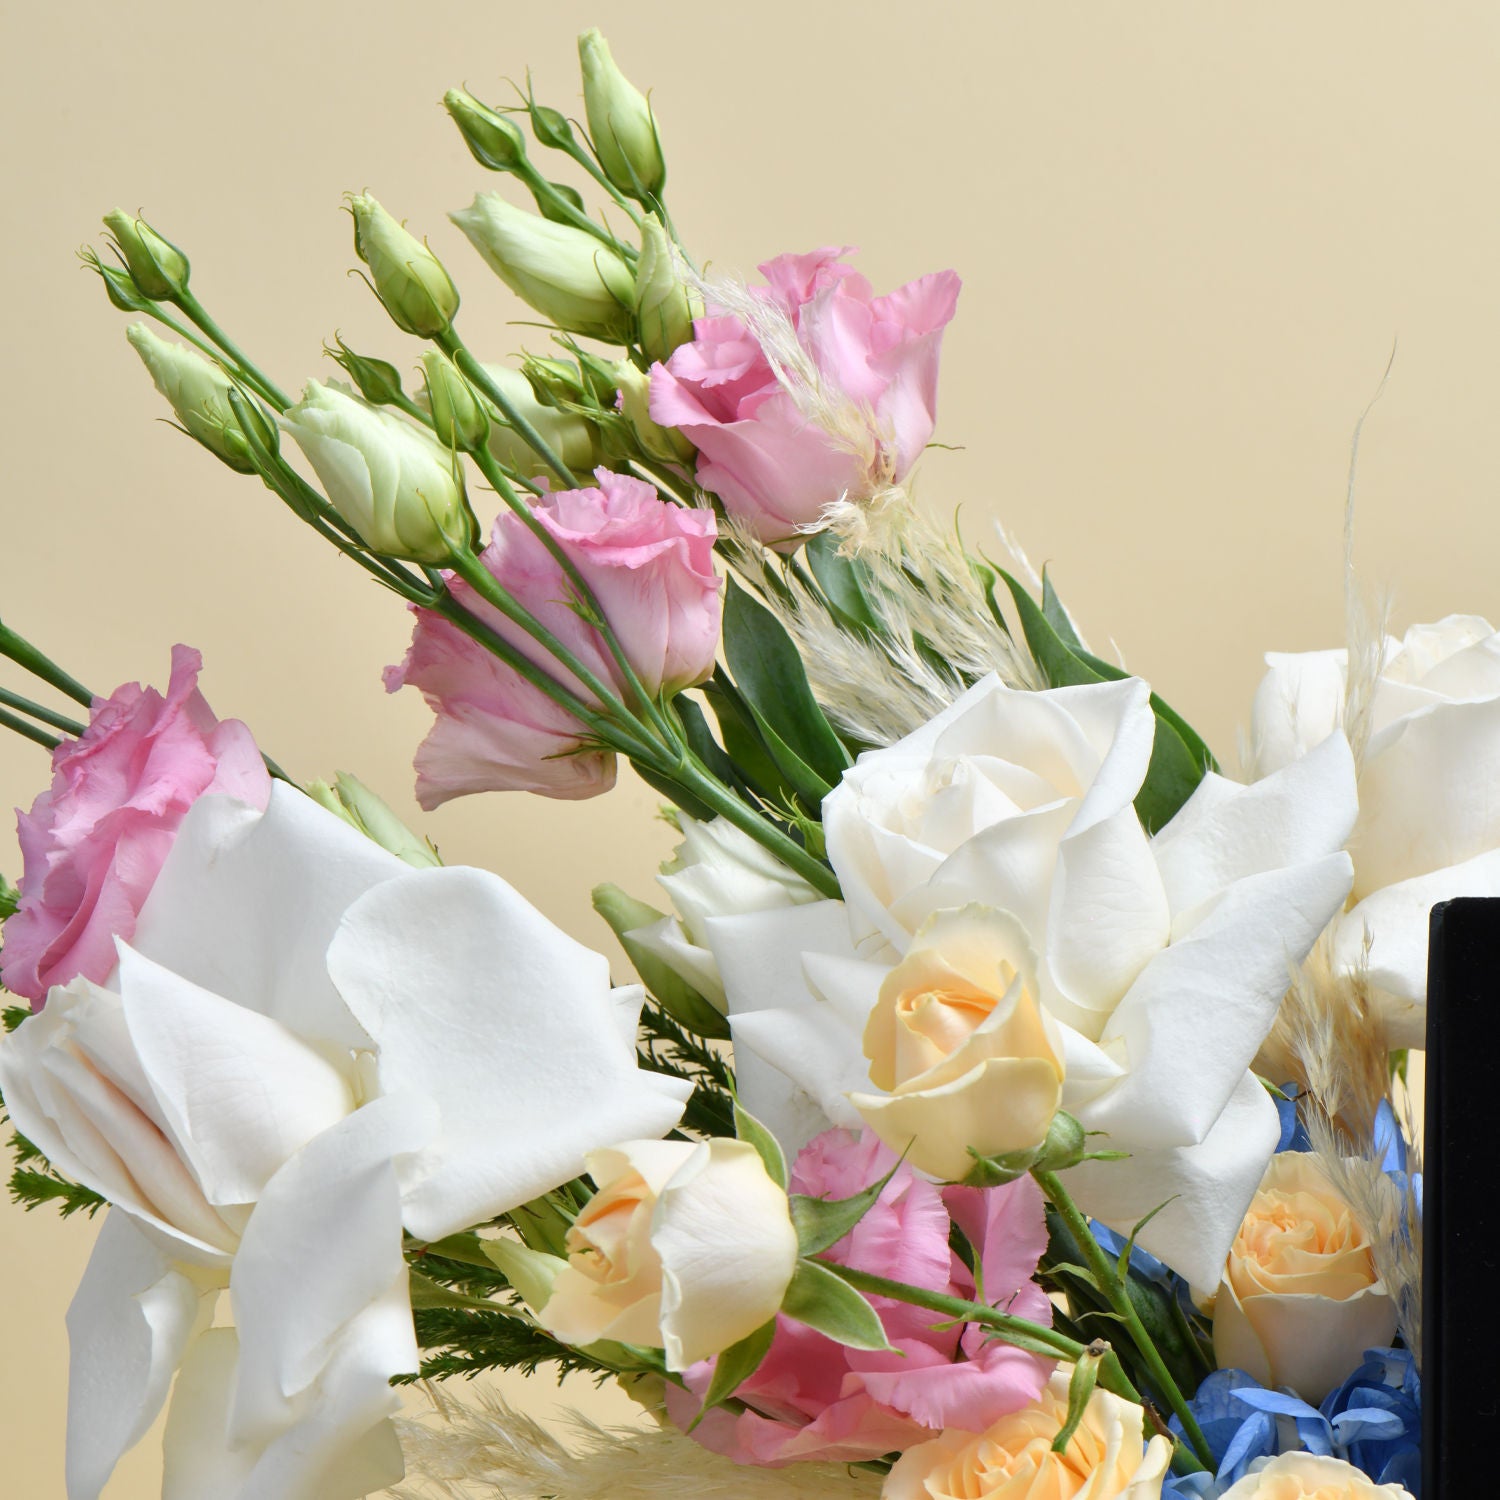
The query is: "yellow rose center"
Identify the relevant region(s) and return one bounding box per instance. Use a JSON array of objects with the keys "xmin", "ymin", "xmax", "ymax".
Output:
[{"xmin": 566, "ymin": 1170, "xmax": 651, "ymax": 1286}]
